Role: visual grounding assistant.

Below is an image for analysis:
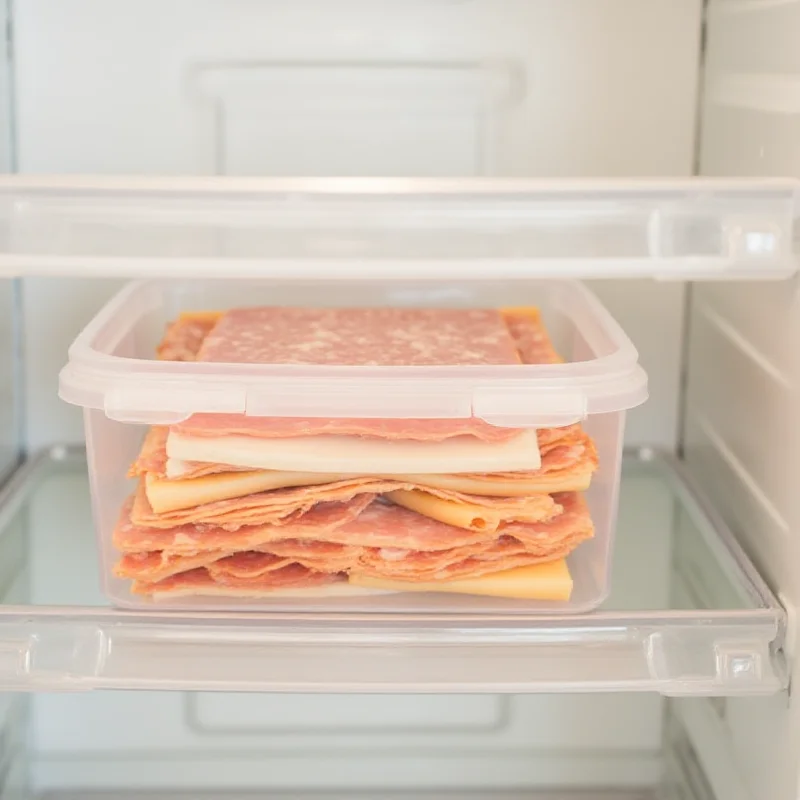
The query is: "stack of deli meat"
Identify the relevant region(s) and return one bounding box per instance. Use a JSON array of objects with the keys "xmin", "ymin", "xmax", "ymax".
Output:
[{"xmin": 113, "ymin": 306, "xmax": 598, "ymax": 601}]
